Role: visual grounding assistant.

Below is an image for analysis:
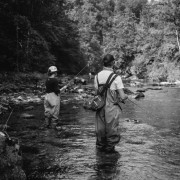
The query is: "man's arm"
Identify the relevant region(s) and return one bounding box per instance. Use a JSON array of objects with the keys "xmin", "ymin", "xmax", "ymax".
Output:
[
  {"xmin": 117, "ymin": 89, "xmax": 128, "ymax": 102},
  {"xmin": 114, "ymin": 76, "xmax": 128, "ymax": 102}
]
